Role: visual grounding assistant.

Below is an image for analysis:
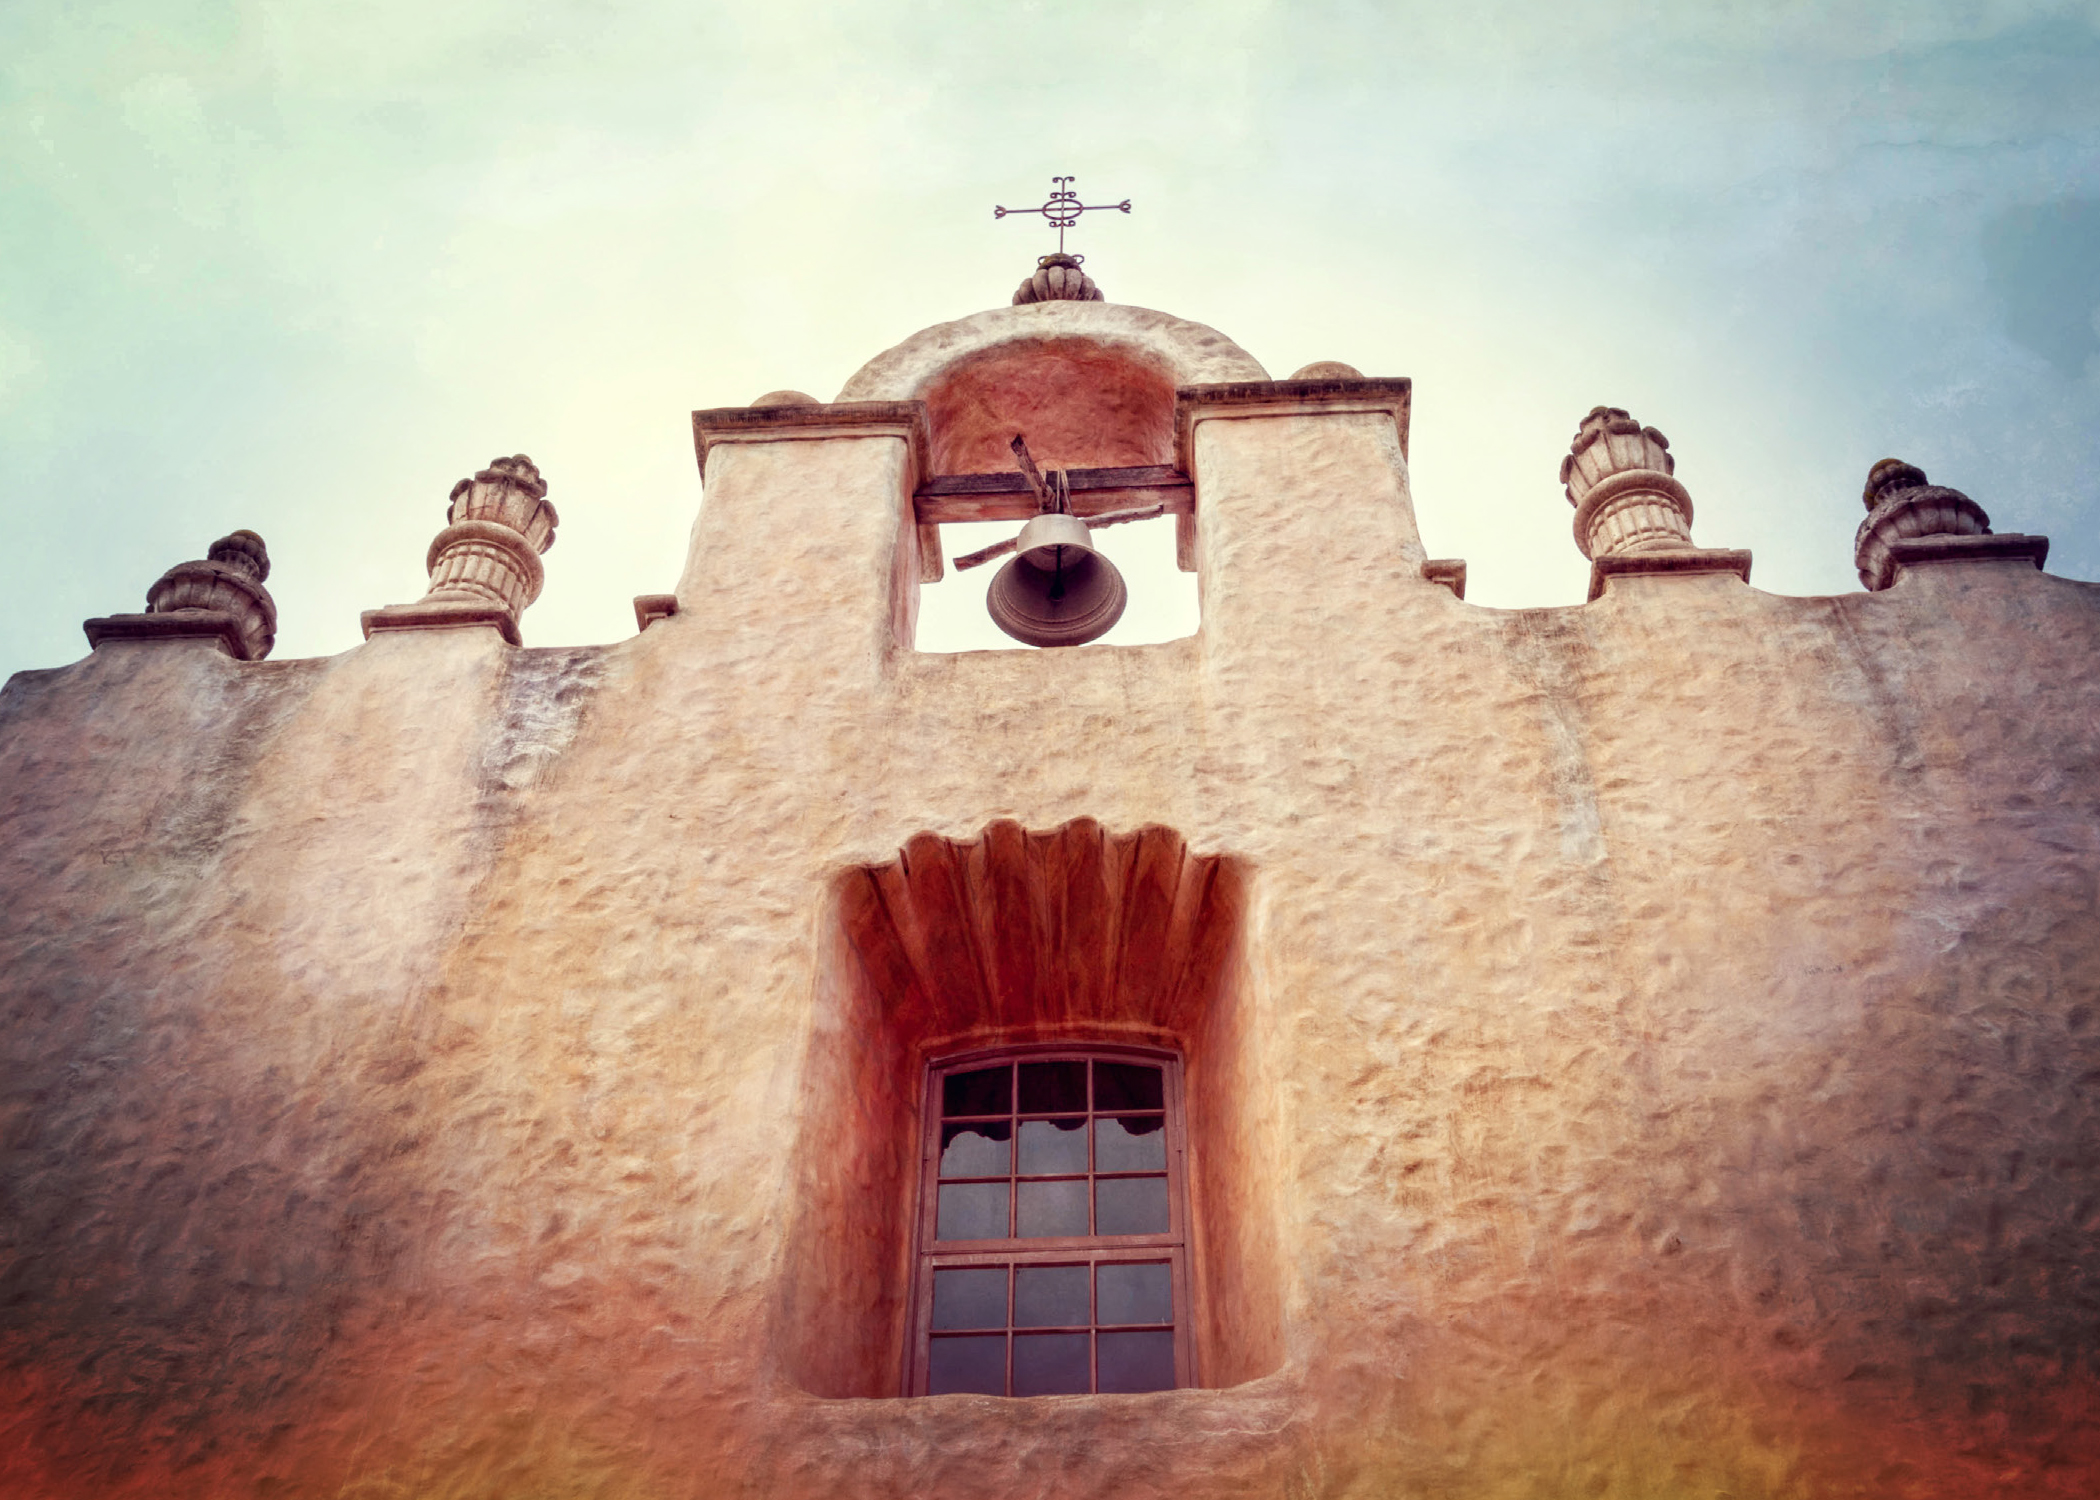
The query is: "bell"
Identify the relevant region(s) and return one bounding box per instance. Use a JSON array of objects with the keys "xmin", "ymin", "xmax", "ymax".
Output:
[{"xmin": 985, "ymin": 513, "xmax": 1128, "ymax": 648}]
